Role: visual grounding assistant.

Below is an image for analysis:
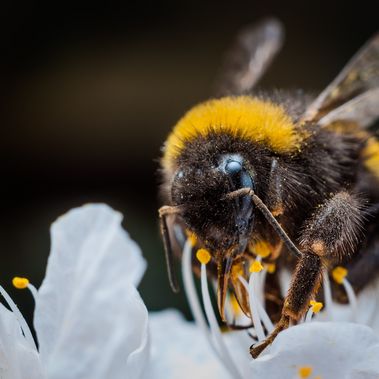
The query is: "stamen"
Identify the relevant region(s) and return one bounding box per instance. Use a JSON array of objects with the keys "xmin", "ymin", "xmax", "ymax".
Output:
[
  {"xmin": 305, "ymin": 300, "xmax": 323, "ymax": 322},
  {"xmin": 310, "ymin": 300, "xmax": 323, "ymax": 313},
  {"xmin": 196, "ymin": 249, "xmax": 211, "ymax": 265},
  {"xmin": 0, "ymin": 284, "xmax": 37, "ymax": 350},
  {"xmin": 239, "ymin": 276, "xmax": 266, "ymax": 341},
  {"xmin": 251, "ymin": 241, "xmax": 271, "ymax": 258},
  {"xmin": 182, "ymin": 240, "xmax": 218, "ymax": 354},
  {"xmin": 332, "ymin": 267, "xmax": 357, "ymax": 321},
  {"xmin": 332, "ymin": 266, "xmax": 347, "ymax": 284},
  {"xmin": 187, "ymin": 232, "xmax": 197, "ymax": 248},
  {"xmin": 257, "ymin": 268, "xmax": 267, "ymax": 306},
  {"xmin": 251, "ymin": 256, "xmax": 265, "ymax": 305},
  {"xmin": 342, "ymin": 278, "xmax": 358, "ymax": 321},
  {"xmin": 249, "ymin": 260, "xmax": 264, "ymax": 273},
  {"xmin": 27, "ymin": 283, "xmax": 38, "ymax": 301},
  {"xmin": 12, "ymin": 277, "xmax": 29, "ymax": 289},
  {"xmin": 12, "ymin": 276, "xmax": 38, "ymax": 302},
  {"xmin": 199, "ymin": 257, "xmax": 243, "ymax": 379},
  {"xmin": 298, "ymin": 366, "xmax": 313, "ymax": 378},
  {"xmin": 322, "ymin": 270, "xmax": 334, "ymax": 320},
  {"xmin": 265, "ymin": 263, "xmax": 276, "ymax": 274}
]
